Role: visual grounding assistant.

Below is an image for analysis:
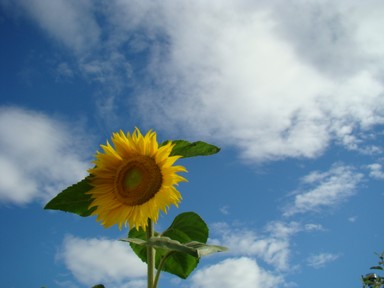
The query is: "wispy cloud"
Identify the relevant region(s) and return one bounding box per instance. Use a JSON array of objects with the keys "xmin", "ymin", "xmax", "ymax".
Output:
[
  {"xmin": 366, "ymin": 163, "xmax": 384, "ymax": 179},
  {"xmin": 219, "ymin": 205, "xmax": 230, "ymax": 215},
  {"xmin": 283, "ymin": 164, "xmax": 364, "ymax": 216},
  {"xmin": 16, "ymin": 0, "xmax": 100, "ymax": 54},
  {"xmin": 201, "ymin": 218, "xmax": 333, "ymax": 287},
  {"xmin": 0, "ymin": 107, "xmax": 90, "ymax": 204},
  {"xmin": 307, "ymin": 252, "xmax": 340, "ymax": 269},
  {"xmin": 212, "ymin": 220, "xmax": 322, "ymax": 272},
  {"xmin": 348, "ymin": 216, "xmax": 358, "ymax": 223},
  {"xmin": 212, "ymin": 222, "xmax": 291, "ymax": 271},
  {"xmin": 58, "ymin": 235, "xmax": 146, "ymax": 287}
]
